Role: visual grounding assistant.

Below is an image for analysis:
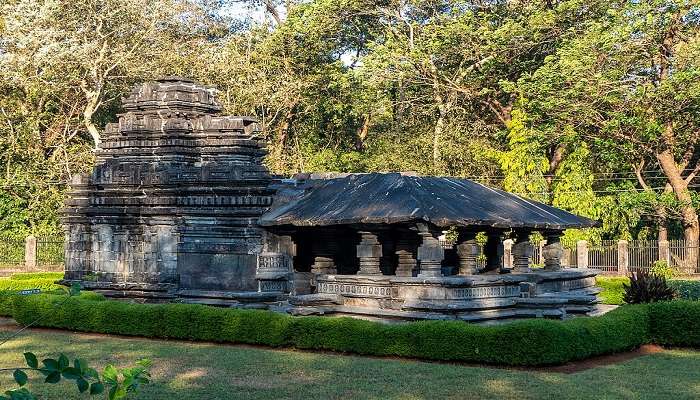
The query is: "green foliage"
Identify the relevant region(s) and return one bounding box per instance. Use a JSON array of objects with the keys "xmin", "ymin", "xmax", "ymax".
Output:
[
  {"xmin": 9, "ymin": 272, "xmax": 64, "ymax": 281},
  {"xmin": 0, "ymin": 292, "xmax": 660, "ymax": 366},
  {"xmin": 650, "ymin": 261, "xmax": 676, "ymax": 280},
  {"xmin": 669, "ymin": 280, "xmax": 700, "ymax": 301},
  {"xmin": 623, "ymin": 271, "xmax": 677, "ymax": 304},
  {"xmin": 0, "ymin": 351, "xmax": 150, "ymax": 400},
  {"xmin": 648, "ymin": 301, "xmax": 700, "ymax": 348},
  {"xmin": 0, "ymin": 278, "xmax": 62, "ymax": 292},
  {"xmin": 596, "ymin": 276, "xmax": 629, "ymax": 305}
]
